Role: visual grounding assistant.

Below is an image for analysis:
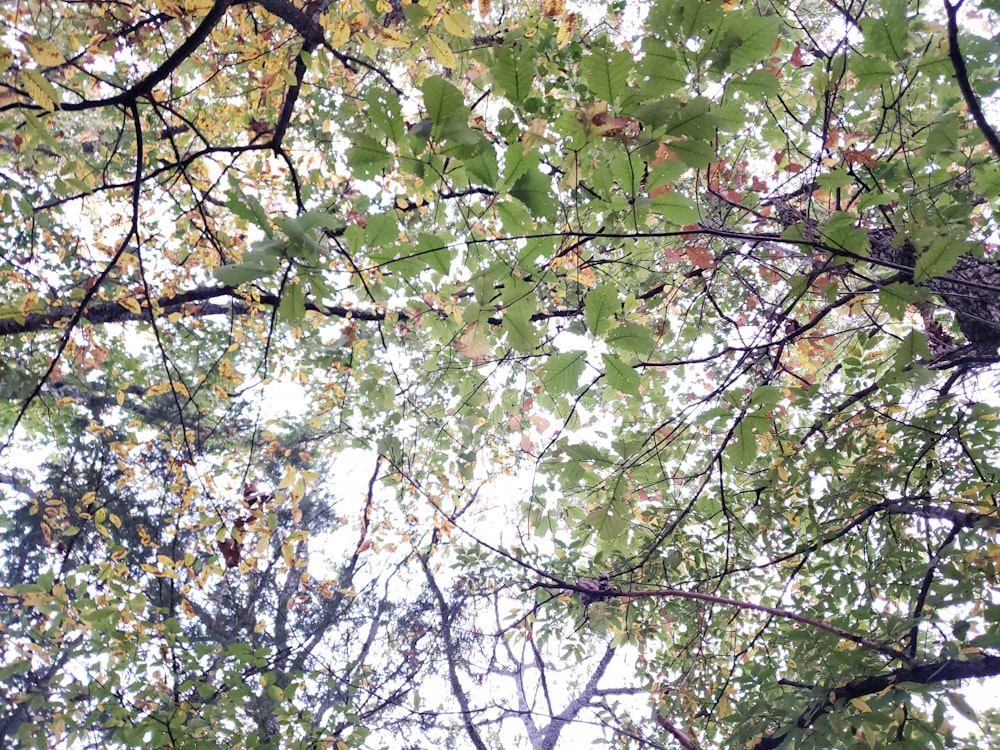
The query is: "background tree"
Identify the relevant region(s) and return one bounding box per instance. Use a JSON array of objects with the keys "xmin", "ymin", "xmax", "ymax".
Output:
[{"xmin": 2, "ymin": 0, "xmax": 1000, "ymax": 748}]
